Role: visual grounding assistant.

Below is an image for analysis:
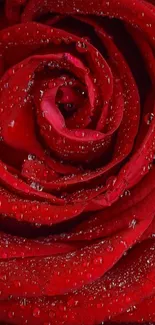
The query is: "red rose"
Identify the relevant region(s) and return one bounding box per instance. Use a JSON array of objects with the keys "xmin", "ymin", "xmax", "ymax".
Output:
[{"xmin": 0, "ymin": 0, "xmax": 155, "ymax": 324}]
